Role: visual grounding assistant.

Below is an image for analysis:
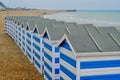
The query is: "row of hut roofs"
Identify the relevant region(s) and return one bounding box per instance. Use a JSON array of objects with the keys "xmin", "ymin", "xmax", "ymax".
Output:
[{"xmin": 5, "ymin": 16, "xmax": 120, "ymax": 80}]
